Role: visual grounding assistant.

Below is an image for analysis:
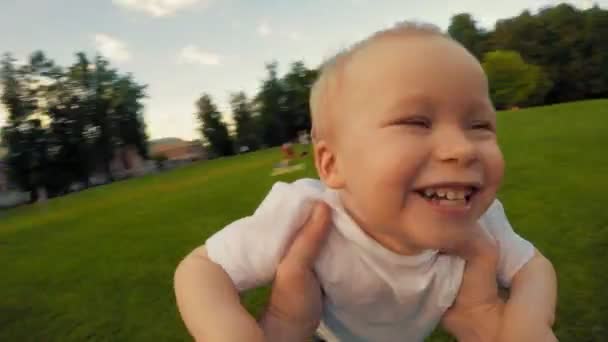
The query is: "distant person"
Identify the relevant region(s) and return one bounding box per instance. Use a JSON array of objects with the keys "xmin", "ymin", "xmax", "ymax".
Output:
[
  {"xmin": 175, "ymin": 22, "xmax": 557, "ymax": 341},
  {"xmin": 281, "ymin": 142, "xmax": 295, "ymax": 162},
  {"xmin": 299, "ymin": 130, "xmax": 311, "ymax": 145},
  {"xmin": 279, "ymin": 141, "xmax": 308, "ymax": 165}
]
